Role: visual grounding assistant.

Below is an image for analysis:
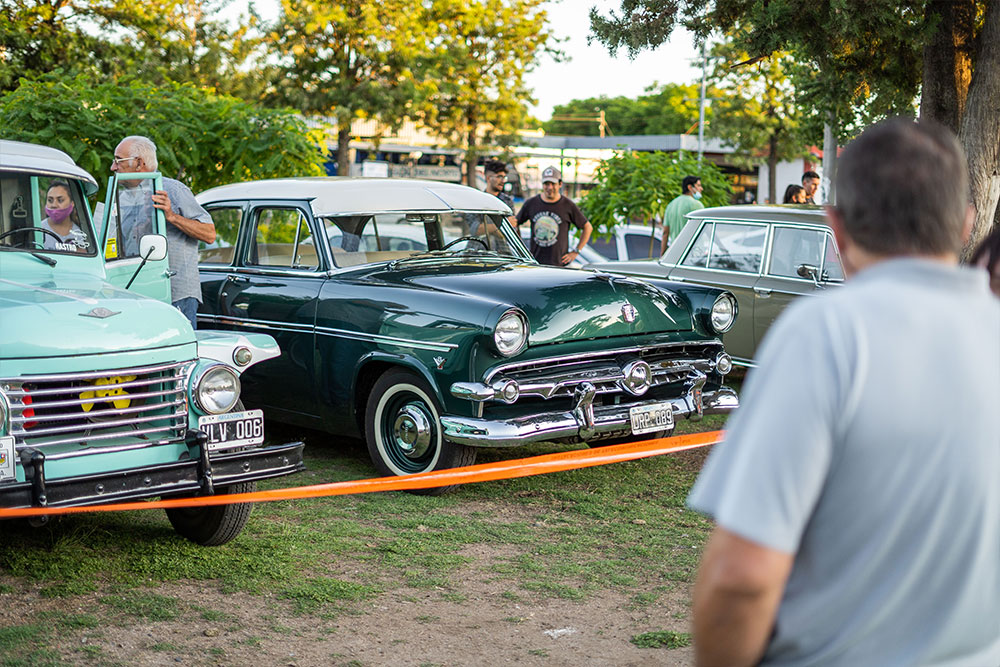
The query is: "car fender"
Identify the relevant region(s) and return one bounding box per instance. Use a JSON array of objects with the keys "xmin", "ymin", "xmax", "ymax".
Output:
[
  {"xmin": 195, "ymin": 330, "xmax": 281, "ymax": 374},
  {"xmin": 353, "ymin": 350, "xmax": 446, "ymax": 409}
]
